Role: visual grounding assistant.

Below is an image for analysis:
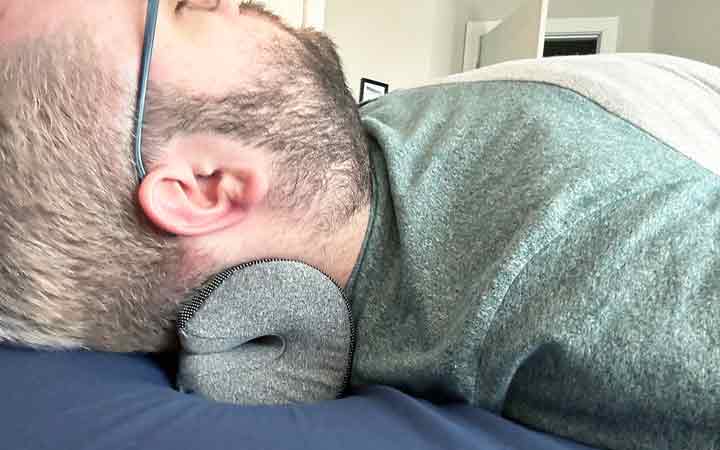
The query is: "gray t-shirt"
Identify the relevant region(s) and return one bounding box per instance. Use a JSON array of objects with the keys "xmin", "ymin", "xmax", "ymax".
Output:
[{"xmin": 347, "ymin": 55, "xmax": 720, "ymax": 450}]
